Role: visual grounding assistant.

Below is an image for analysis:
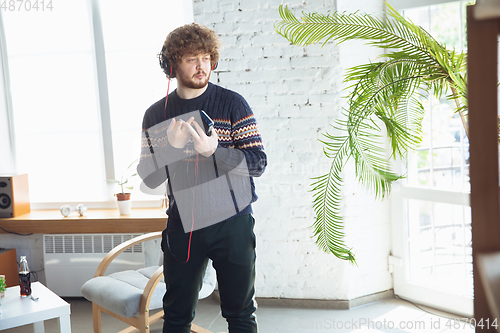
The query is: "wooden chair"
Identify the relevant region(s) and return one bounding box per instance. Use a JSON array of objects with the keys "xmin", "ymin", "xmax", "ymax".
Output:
[
  {"xmin": 476, "ymin": 251, "xmax": 500, "ymax": 333},
  {"xmin": 81, "ymin": 231, "xmax": 216, "ymax": 333}
]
